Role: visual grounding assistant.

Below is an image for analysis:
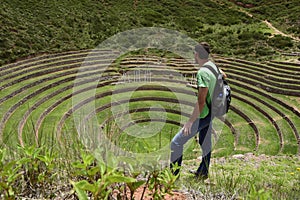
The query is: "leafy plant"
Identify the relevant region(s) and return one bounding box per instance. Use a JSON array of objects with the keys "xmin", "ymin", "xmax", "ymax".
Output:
[
  {"xmin": 247, "ymin": 184, "xmax": 272, "ymax": 200},
  {"xmin": 125, "ymin": 168, "xmax": 146, "ymax": 200},
  {"xmin": 35, "ymin": 149, "xmax": 57, "ymax": 184},
  {"xmin": 0, "ymin": 149, "xmax": 22, "ymax": 199},
  {"xmin": 16, "ymin": 144, "xmax": 57, "ymax": 196},
  {"xmin": 71, "ymin": 150, "xmax": 137, "ymax": 200},
  {"xmin": 147, "ymin": 167, "xmax": 179, "ymax": 200}
]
